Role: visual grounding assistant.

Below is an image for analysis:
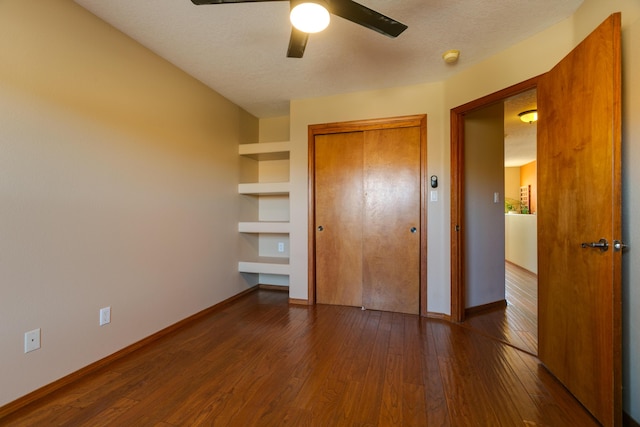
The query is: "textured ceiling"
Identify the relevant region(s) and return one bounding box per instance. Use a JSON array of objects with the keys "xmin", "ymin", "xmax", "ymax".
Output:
[
  {"xmin": 74, "ymin": 0, "xmax": 582, "ymax": 118},
  {"xmin": 504, "ymin": 89, "xmax": 537, "ymax": 167}
]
